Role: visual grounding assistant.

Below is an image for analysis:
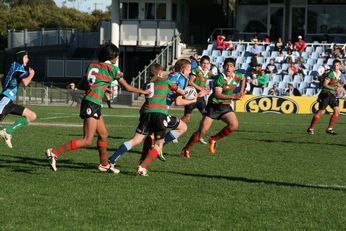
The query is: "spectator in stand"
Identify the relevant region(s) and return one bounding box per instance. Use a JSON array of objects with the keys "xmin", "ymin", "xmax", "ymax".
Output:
[
  {"xmin": 332, "ymin": 44, "xmax": 343, "ymax": 59},
  {"xmin": 257, "ymin": 69, "xmax": 269, "ymax": 90},
  {"xmin": 275, "ymin": 37, "xmax": 283, "ymax": 52},
  {"xmin": 210, "ymin": 64, "xmax": 220, "ymax": 79},
  {"xmin": 216, "ymin": 35, "xmax": 233, "ymax": 50},
  {"xmin": 285, "ymin": 83, "xmax": 301, "ymax": 96},
  {"xmin": 249, "ymin": 65, "xmax": 268, "ymax": 92},
  {"xmin": 275, "ymin": 50, "xmax": 285, "ymax": 64},
  {"xmin": 190, "ymin": 54, "xmax": 199, "ymax": 69},
  {"xmin": 250, "ymin": 54, "xmax": 258, "ymax": 69},
  {"xmin": 268, "ymin": 83, "xmax": 280, "ymax": 96},
  {"xmin": 294, "ymin": 35, "xmax": 305, "ymax": 52},
  {"xmin": 296, "ymin": 58, "xmax": 307, "ymax": 77},
  {"xmin": 265, "ymin": 58, "xmax": 278, "ymax": 77},
  {"xmin": 288, "ymin": 61, "xmax": 298, "ymax": 76},
  {"xmin": 285, "ymin": 50, "xmax": 295, "ymax": 64},
  {"xmin": 250, "ymin": 42, "xmax": 261, "ymax": 56},
  {"xmin": 285, "ymin": 39, "xmax": 294, "ymax": 52},
  {"xmin": 251, "ymin": 35, "xmax": 259, "ymax": 44}
]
